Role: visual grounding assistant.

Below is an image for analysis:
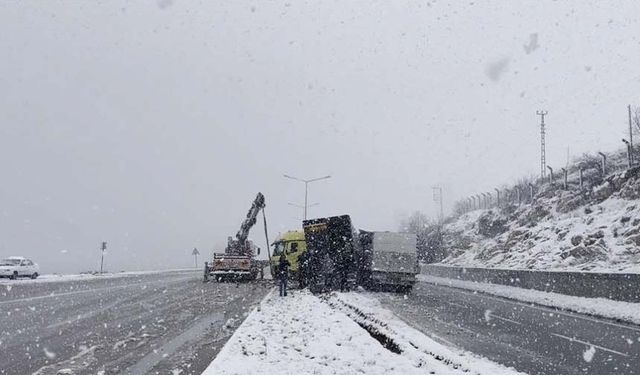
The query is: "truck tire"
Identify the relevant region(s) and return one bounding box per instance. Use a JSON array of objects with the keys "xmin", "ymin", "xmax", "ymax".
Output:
[
  {"xmin": 10, "ymin": 271, "xmax": 18, "ymax": 280},
  {"xmin": 399, "ymin": 285, "xmax": 413, "ymax": 294},
  {"xmin": 31, "ymin": 273, "xmax": 38, "ymax": 279}
]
